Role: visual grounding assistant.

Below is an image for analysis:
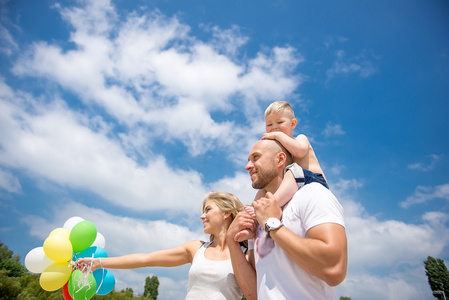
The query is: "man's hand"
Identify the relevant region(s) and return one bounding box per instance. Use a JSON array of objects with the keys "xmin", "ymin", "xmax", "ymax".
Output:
[
  {"xmin": 227, "ymin": 211, "xmax": 256, "ymax": 243},
  {"xmin": 252, "ymin": 192, "xmax": 282, "ymax": 225}
]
